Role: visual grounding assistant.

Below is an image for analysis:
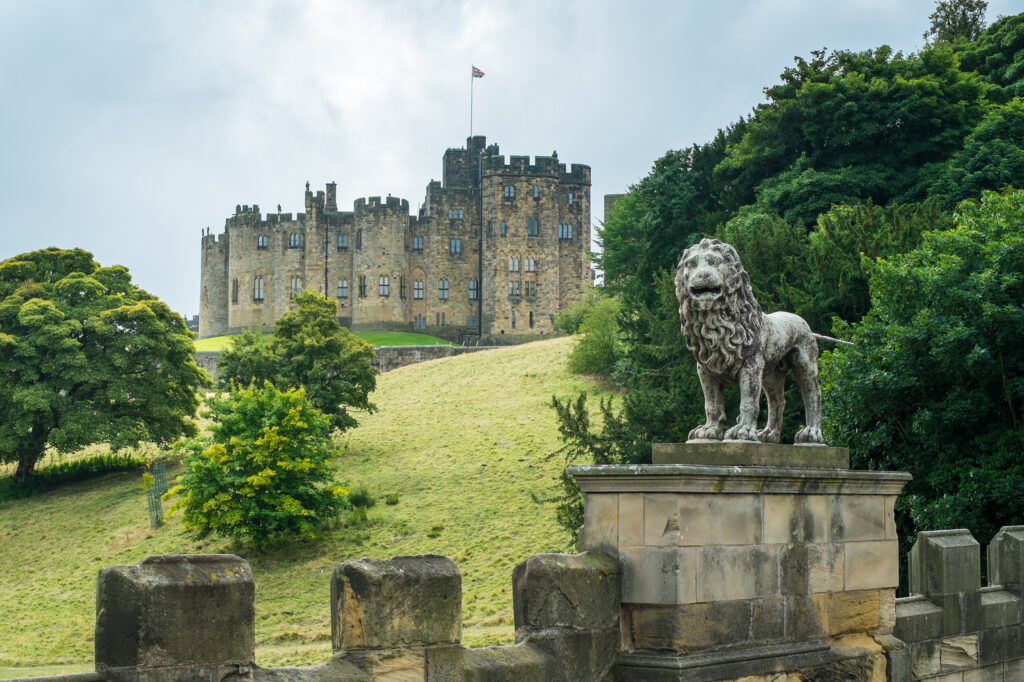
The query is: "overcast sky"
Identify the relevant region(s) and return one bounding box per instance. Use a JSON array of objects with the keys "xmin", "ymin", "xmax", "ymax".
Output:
[{"xmin": 1, "ymin": 0, "xmax": 1019, "ymax": 317}]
